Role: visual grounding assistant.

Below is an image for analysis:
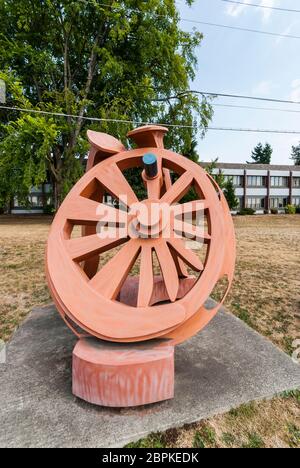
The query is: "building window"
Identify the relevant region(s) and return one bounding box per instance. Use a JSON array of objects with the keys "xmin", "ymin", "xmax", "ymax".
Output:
[
  {"xmin": 293, "ymin": 177, "xmax": 300, "ymax": 188},
  {"xmin": 224, "ymin": 175, "xmax": 244, "ymax": 187},
  {"xmin": 246, "ymin": 197, "xmax": 265, "ymax": 210},
  {"xmin": 270, "ymin": 198, "xmax": 288, "ymax": 209},
  {"xmin": 270, "ymin": 176, "xmax": 289, "ymax": 187},
  {"xmin": 29, "ymin": 194, "xmax": 44, "ymax": 208},
  {"xmin": 247, "ymin": 176, "xmax": 267, "ymax": 187},
  {"xmin": 292, "ymin": 197, "xmax": 300, "ymax": 206}
]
